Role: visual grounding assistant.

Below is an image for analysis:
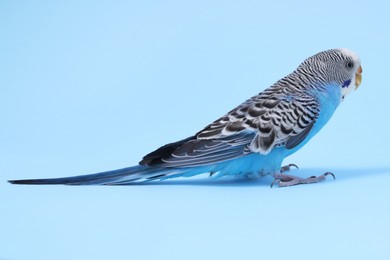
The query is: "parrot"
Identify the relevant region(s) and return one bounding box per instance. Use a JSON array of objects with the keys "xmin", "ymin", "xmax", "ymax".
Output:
[{"xmin": 9, "ymin": 48, "xmax": 363, "ymax": 187}]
